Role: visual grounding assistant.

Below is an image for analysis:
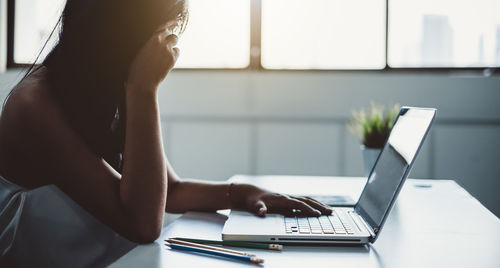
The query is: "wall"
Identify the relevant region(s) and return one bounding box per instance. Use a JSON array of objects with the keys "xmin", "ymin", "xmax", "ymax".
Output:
[
  {"xmin": 0, "ymin": 0, "xmax": 7, "ymax": 72},
  {"xmin": 1, "ymin": 69, "xmax": 499, "ymax": 217}
]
